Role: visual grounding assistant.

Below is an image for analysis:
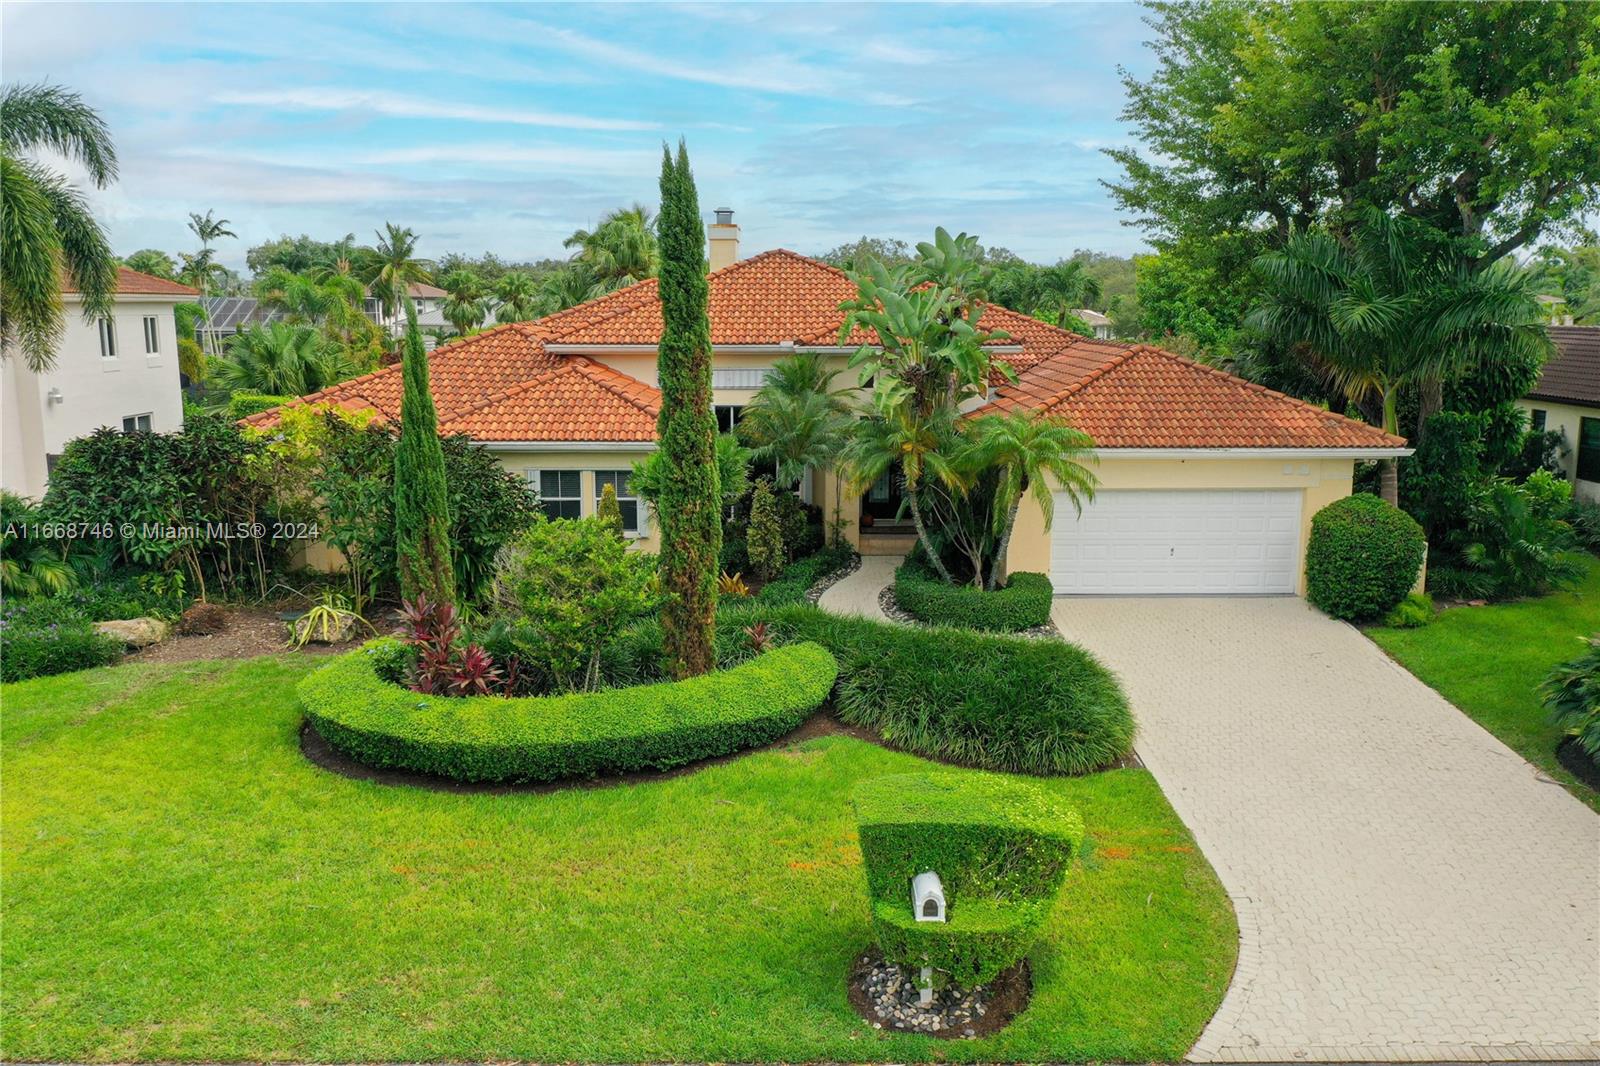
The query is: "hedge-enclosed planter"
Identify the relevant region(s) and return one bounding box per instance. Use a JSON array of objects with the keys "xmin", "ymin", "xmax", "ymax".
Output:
[
  {"xmin": 894, "ymin": 560, "xmax": 1054, "ymax": 632},
  {"xmin": 300, "ymin": 640, "xmax": 838, "ymax": 783}
]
